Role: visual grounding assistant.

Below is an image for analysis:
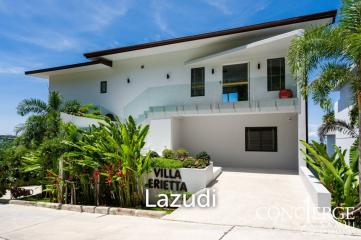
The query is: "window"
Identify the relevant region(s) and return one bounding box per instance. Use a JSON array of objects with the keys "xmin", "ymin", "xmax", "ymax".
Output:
[
  {"xmin": 100, "ymin": 81, "xmax": 107, "ymax": 93},
  {"xmin": 245, "ymin": 127, "xmax": 277, "ymax": 152},
  {"xmin": 267, "ymin": 58, "xmax": 285, "ymax": 91},
  {"xmin": 223, "ymin": 63, "xmax": 248, "ymax": 102},
  {"xmin": 191, "ymin": 67, "xmax": 205, "ymax": 97}
]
